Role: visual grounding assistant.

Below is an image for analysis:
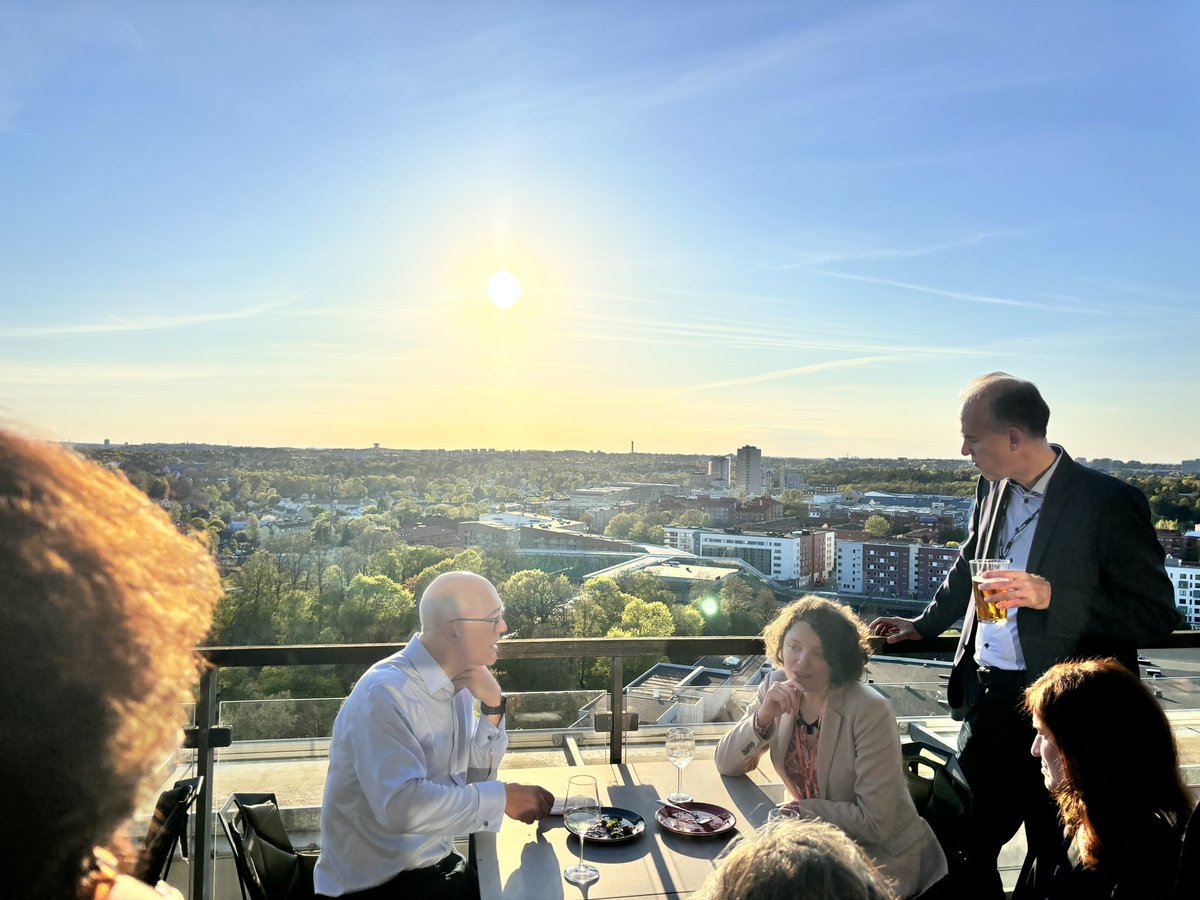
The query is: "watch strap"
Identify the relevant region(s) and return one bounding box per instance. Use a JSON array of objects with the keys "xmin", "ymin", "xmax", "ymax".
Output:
[{"xmin": 480, "ymin": 695, "xmax": 507, "ymax": 715}]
